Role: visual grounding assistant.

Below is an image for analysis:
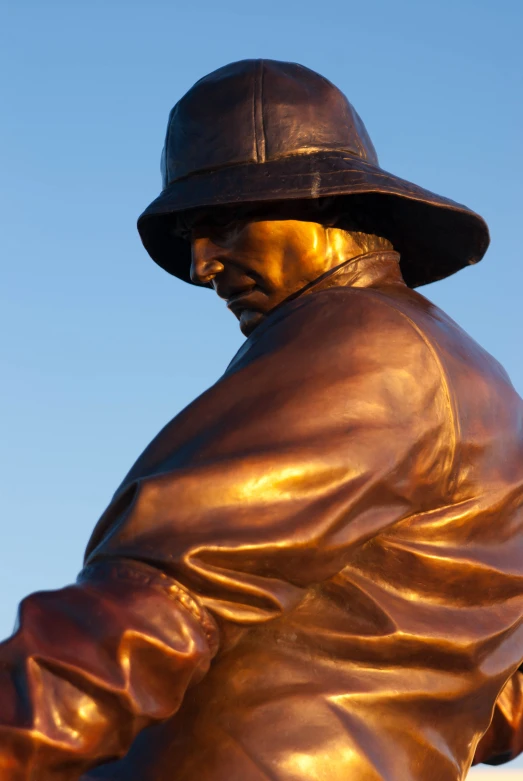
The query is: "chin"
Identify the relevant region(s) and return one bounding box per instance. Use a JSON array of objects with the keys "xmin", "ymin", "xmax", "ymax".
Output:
[{"xmin": 239, "ymin": 310, "xmax": 265, "ymax": 336}]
